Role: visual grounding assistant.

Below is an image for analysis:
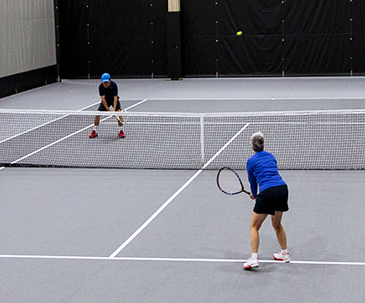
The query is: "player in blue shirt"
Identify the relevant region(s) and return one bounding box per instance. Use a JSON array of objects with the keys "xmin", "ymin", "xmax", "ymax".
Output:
[
  {"xmin": 89, "ymin": 73, "xmax": 125, "ymax": 138},
  {"xmin": 243, "ymin": 131, "xmax": 290, "ymax": 269}
]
